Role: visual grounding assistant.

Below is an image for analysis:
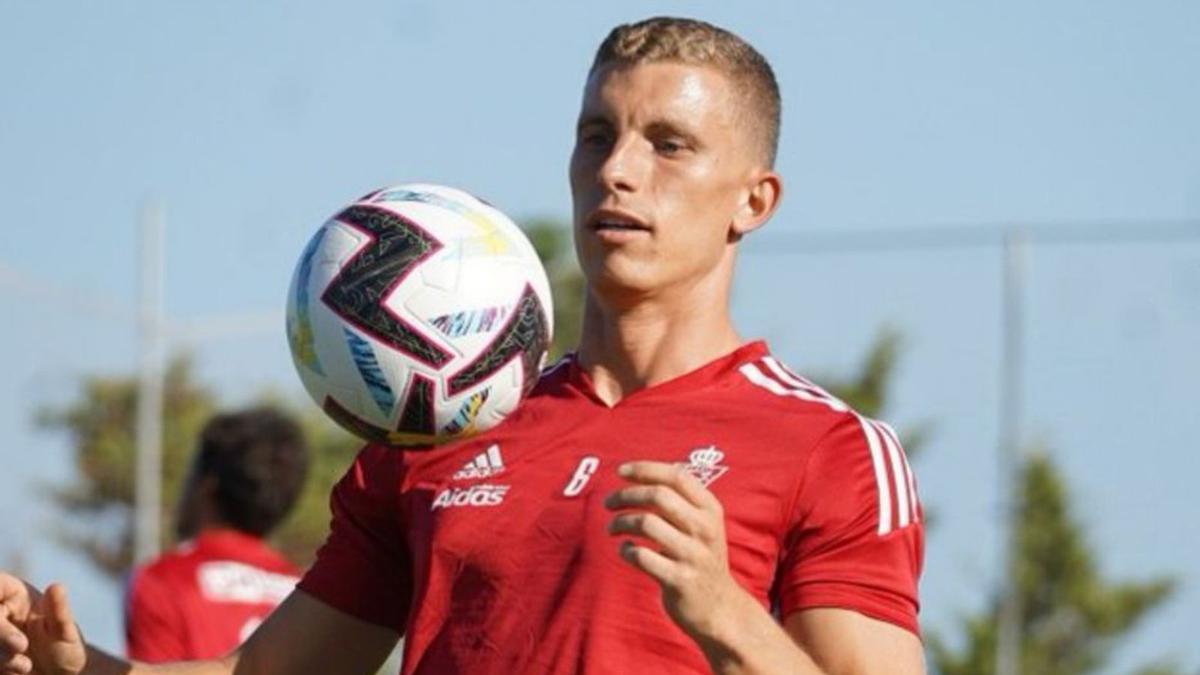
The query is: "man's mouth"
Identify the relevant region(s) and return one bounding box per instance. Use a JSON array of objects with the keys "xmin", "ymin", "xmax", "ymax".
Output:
[{"xmin": 588, "ymin": 209, "xmax": 651, "ymax": 233}]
